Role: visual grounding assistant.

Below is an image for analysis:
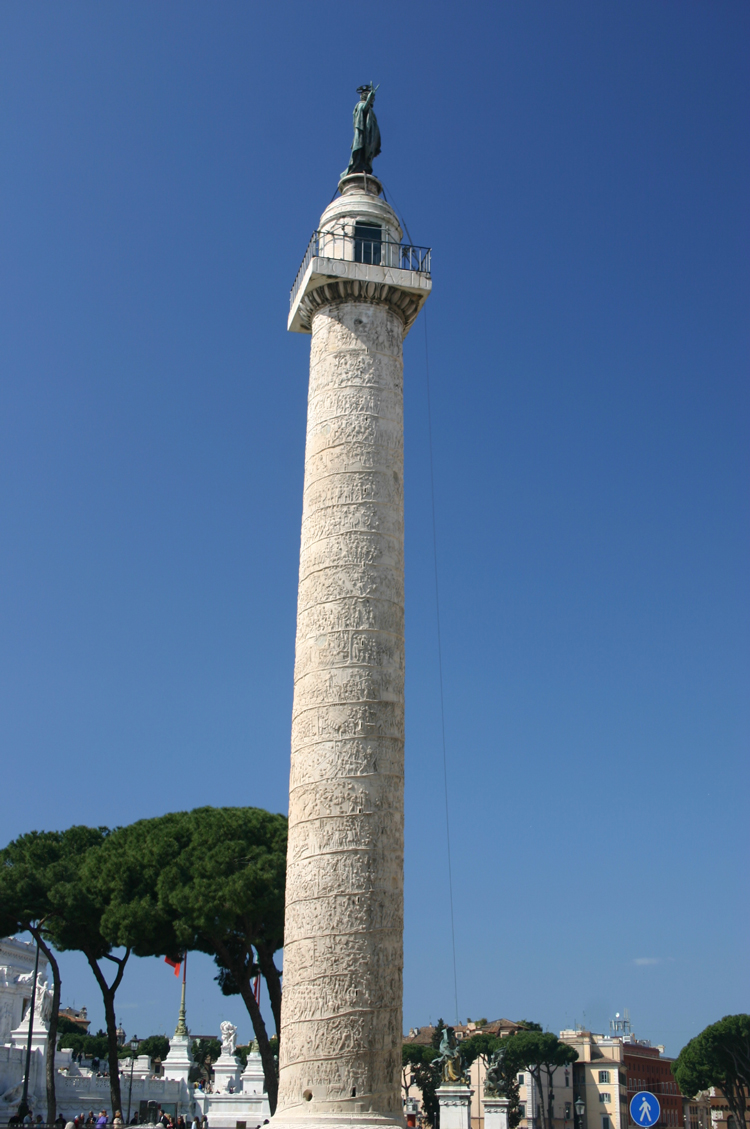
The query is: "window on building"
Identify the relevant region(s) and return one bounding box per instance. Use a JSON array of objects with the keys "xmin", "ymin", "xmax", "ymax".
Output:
[
  {"xmin": 353, "ymin": 223, "xmax": 382, "ymax": 265},
  {"xmin": 602, "ymin": 1117, "xmax": 611, "ymax": 1129},
  {"xmin": 518, "ymin": 1106, "xmax": 526, "ymax": 1119},
  {"xmin": 599, "ymin": 1094, "xmax": 611, "ymax": 1104},
  {"xmin": 565, "ymin": 1073, "xmax": 571, "ymax": 1088},
  {"xmin": 599, "ymin": 1072, "xmax": 611, "ymax": 1084},
  {"xmin": 519, "ymin": 1075, "xmax": 525, "ymax": 1085}
]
